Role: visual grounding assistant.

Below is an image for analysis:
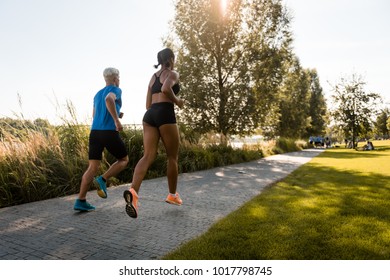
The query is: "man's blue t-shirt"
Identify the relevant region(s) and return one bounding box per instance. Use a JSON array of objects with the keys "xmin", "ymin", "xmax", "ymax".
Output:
[{"xmin": 91, "ymin": 85, "xmax": 122, "ymax": 130}]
